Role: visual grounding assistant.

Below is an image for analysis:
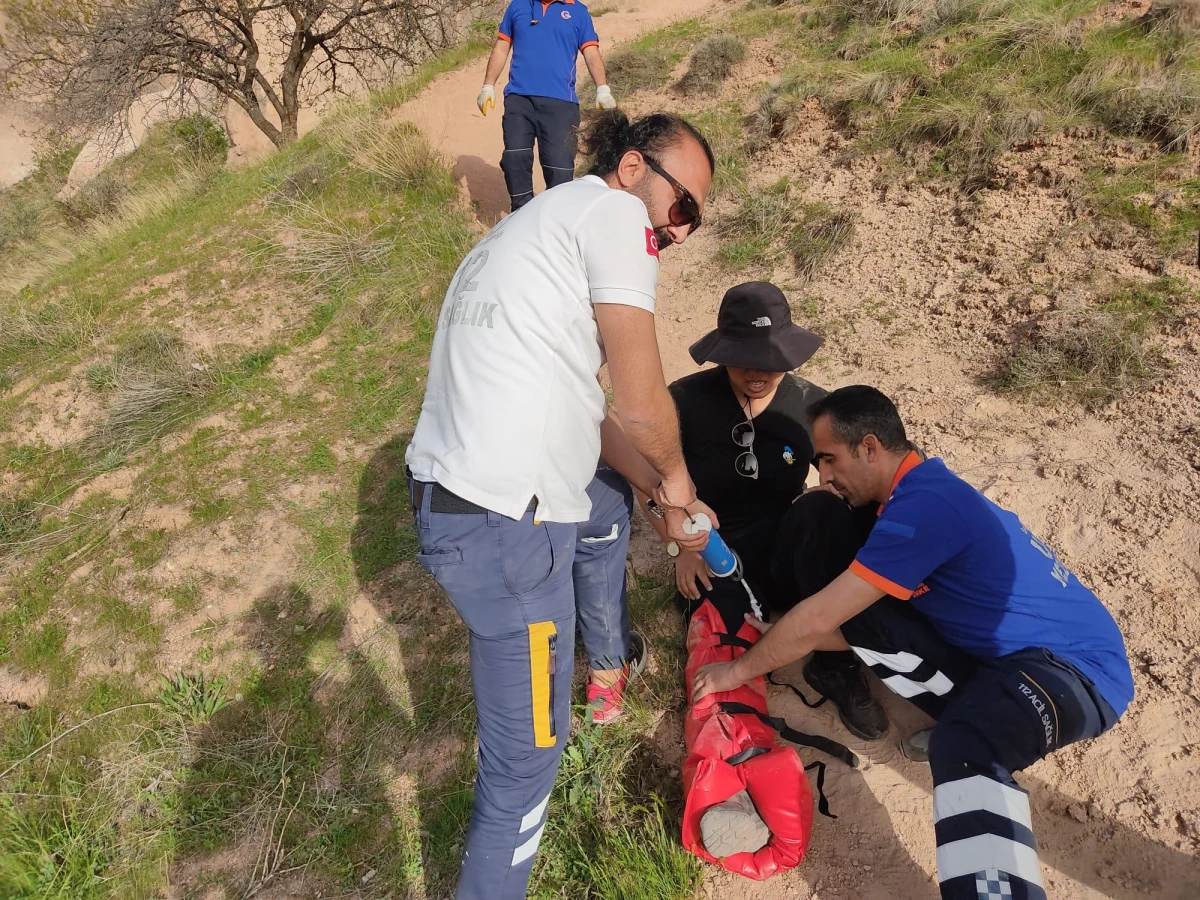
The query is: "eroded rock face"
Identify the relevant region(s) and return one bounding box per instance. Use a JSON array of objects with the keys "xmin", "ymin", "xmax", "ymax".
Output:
[{"xmin": 55, "ymin": 85, "xmax": 223, "ymax": 200}]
